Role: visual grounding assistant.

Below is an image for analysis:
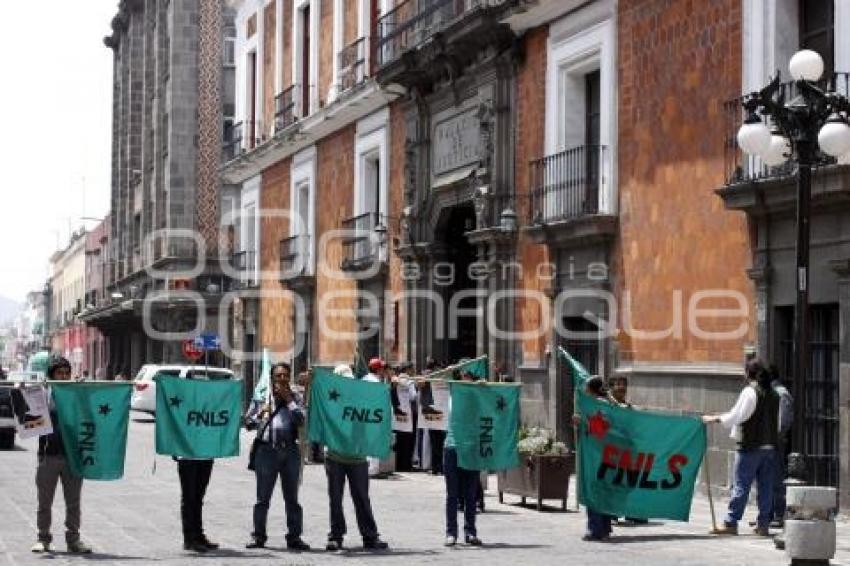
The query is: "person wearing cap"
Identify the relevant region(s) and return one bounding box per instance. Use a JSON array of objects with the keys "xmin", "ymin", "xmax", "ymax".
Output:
[
  {"xmin": 30, "ymin": 356, "xmax": 93, "ymax": 554},
  {"xmin": 322, "ymin": 364, "xmax": 389, "ymax": 552}
]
